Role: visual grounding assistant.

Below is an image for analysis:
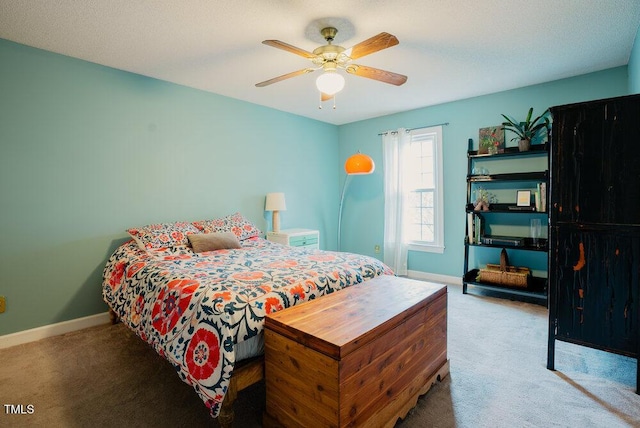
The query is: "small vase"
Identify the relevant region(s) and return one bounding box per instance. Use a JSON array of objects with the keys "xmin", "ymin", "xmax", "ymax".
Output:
[{"xmin": 518, "ymin": 139, "xmax": 531, "ymax": 152}]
